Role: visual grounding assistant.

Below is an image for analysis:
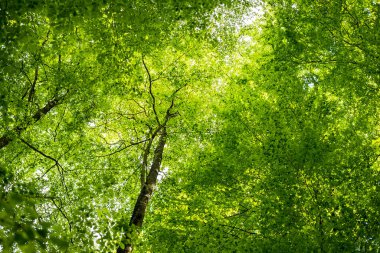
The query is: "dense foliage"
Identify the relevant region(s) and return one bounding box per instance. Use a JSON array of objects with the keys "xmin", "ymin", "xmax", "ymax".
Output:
[{"xmin": 1, "ymin": 0, "xmax": 379, "ymax": 252}]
